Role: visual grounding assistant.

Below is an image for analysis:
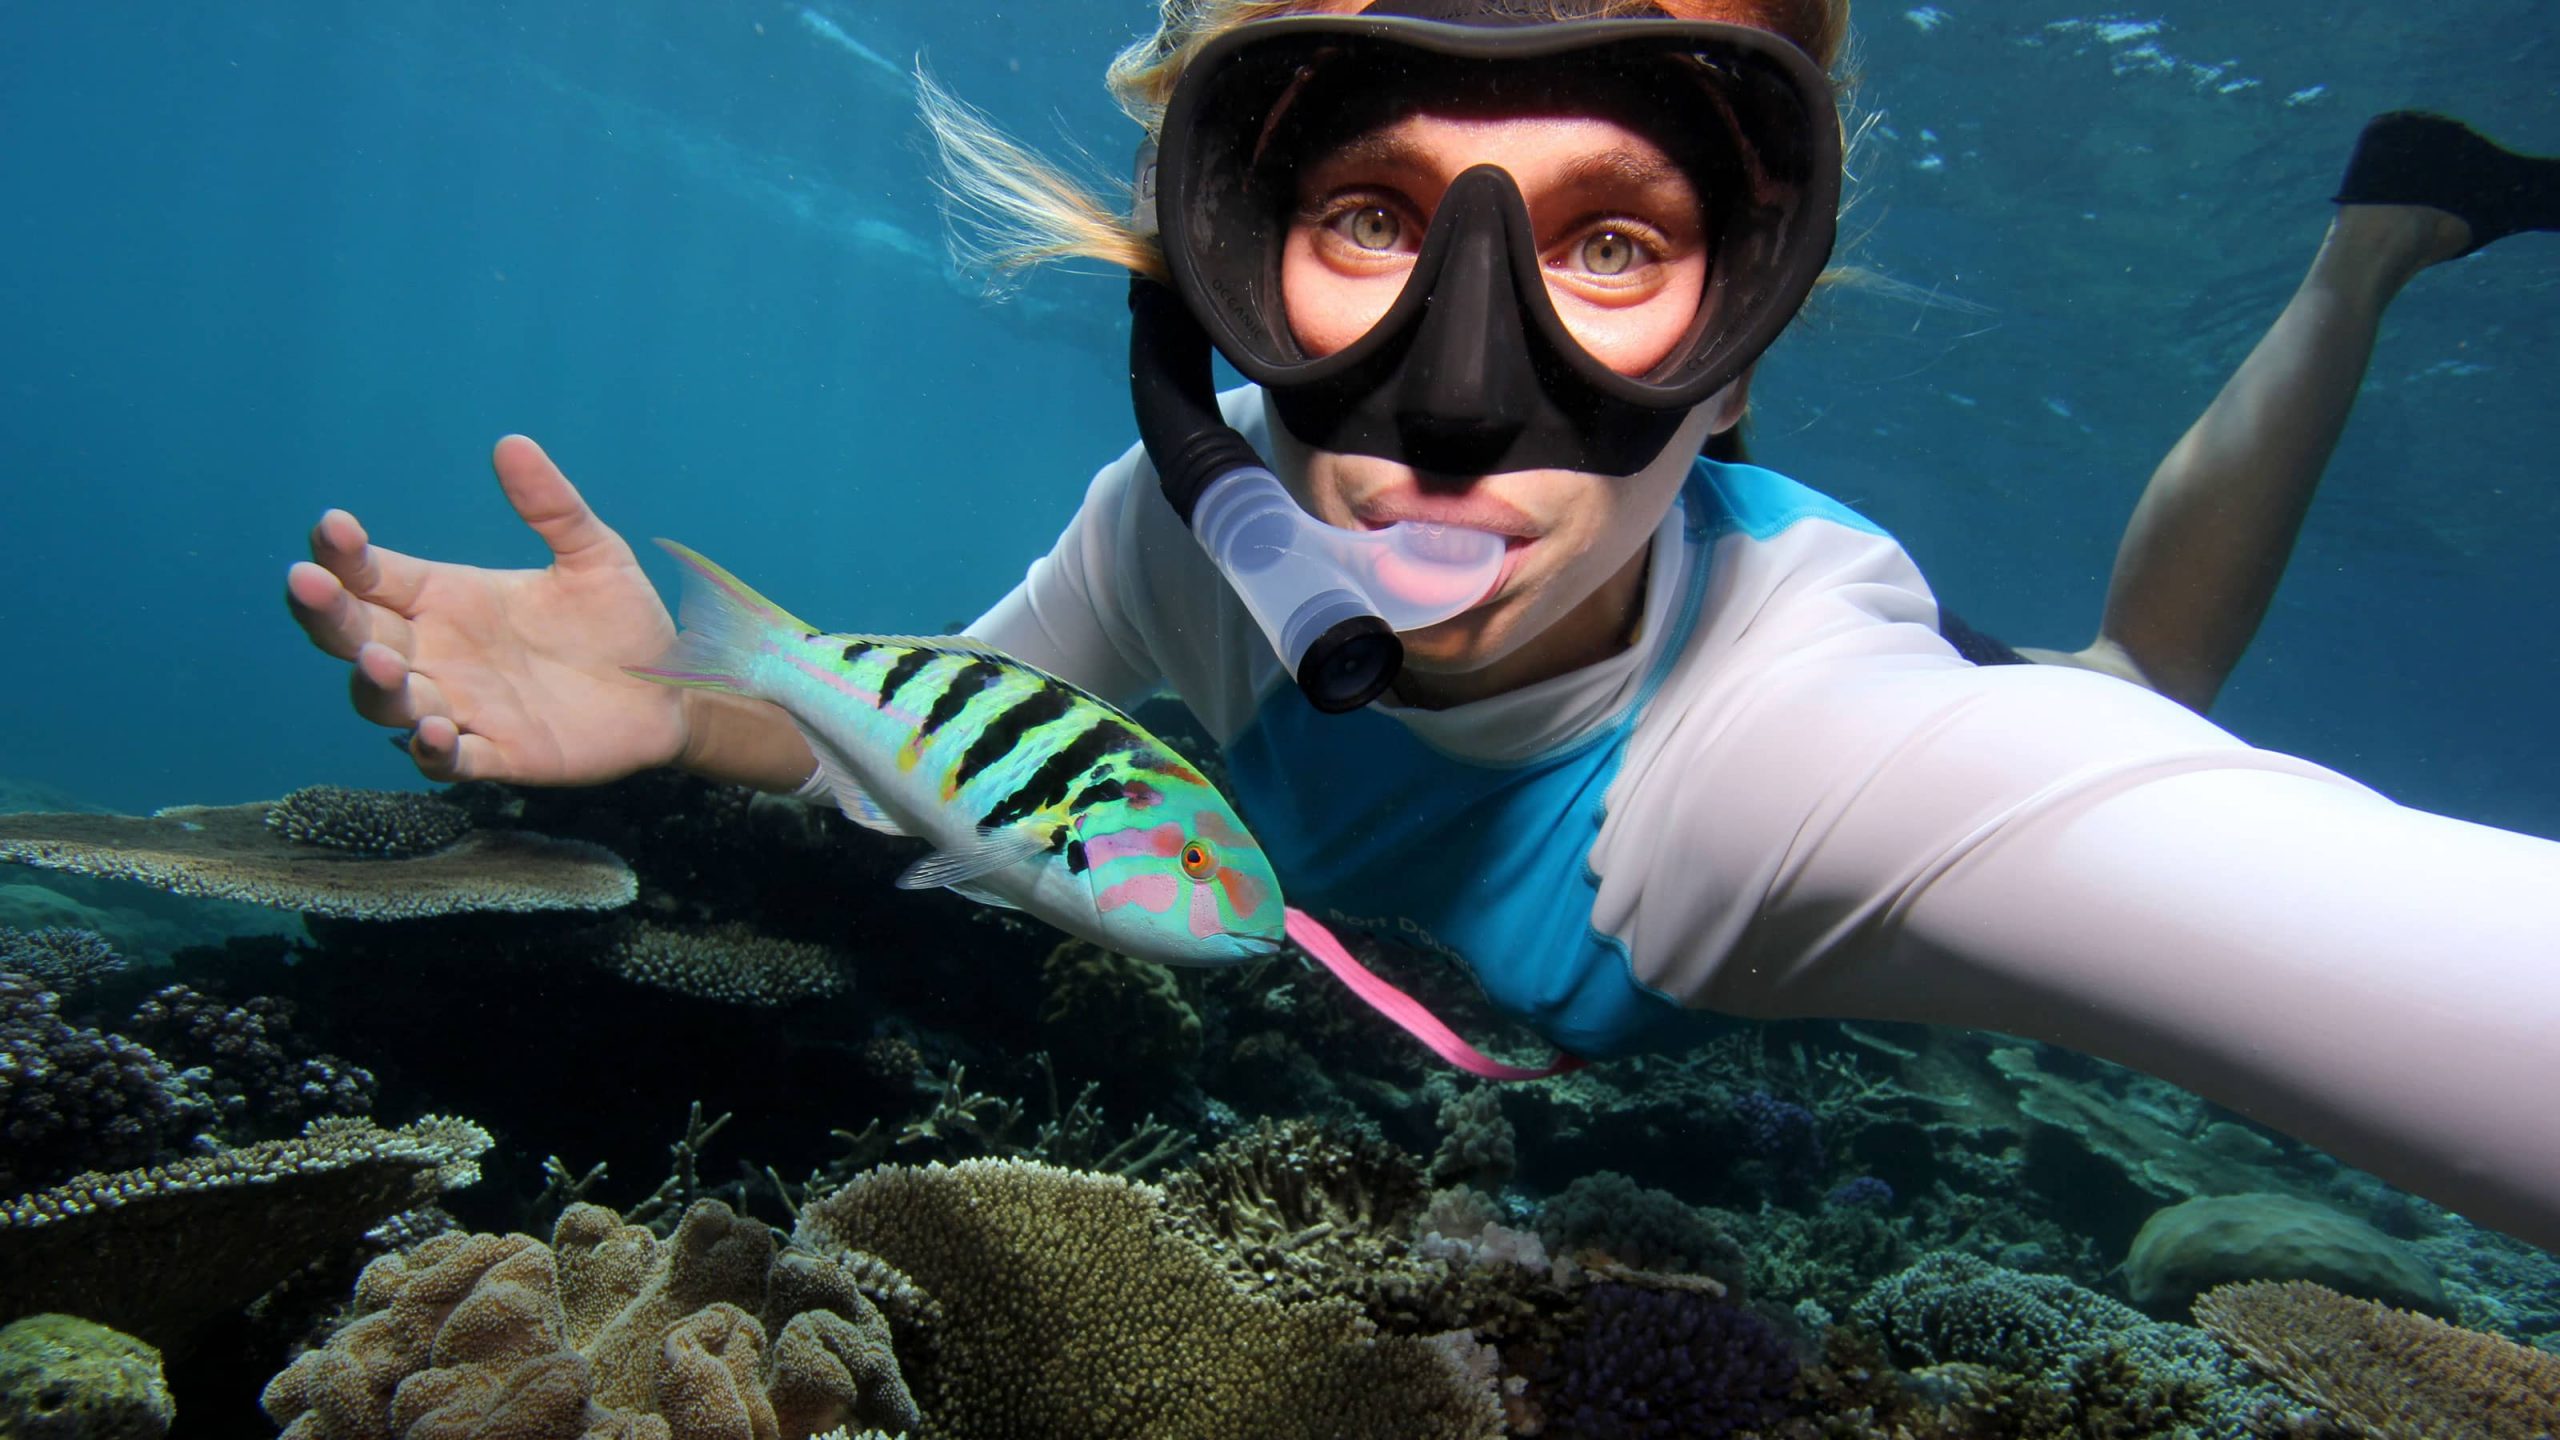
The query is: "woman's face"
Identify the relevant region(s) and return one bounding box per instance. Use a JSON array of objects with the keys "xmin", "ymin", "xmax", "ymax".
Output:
[{"xmin": 1276, "ymin": 104, "xmax": 1724, "ymax": 691}]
